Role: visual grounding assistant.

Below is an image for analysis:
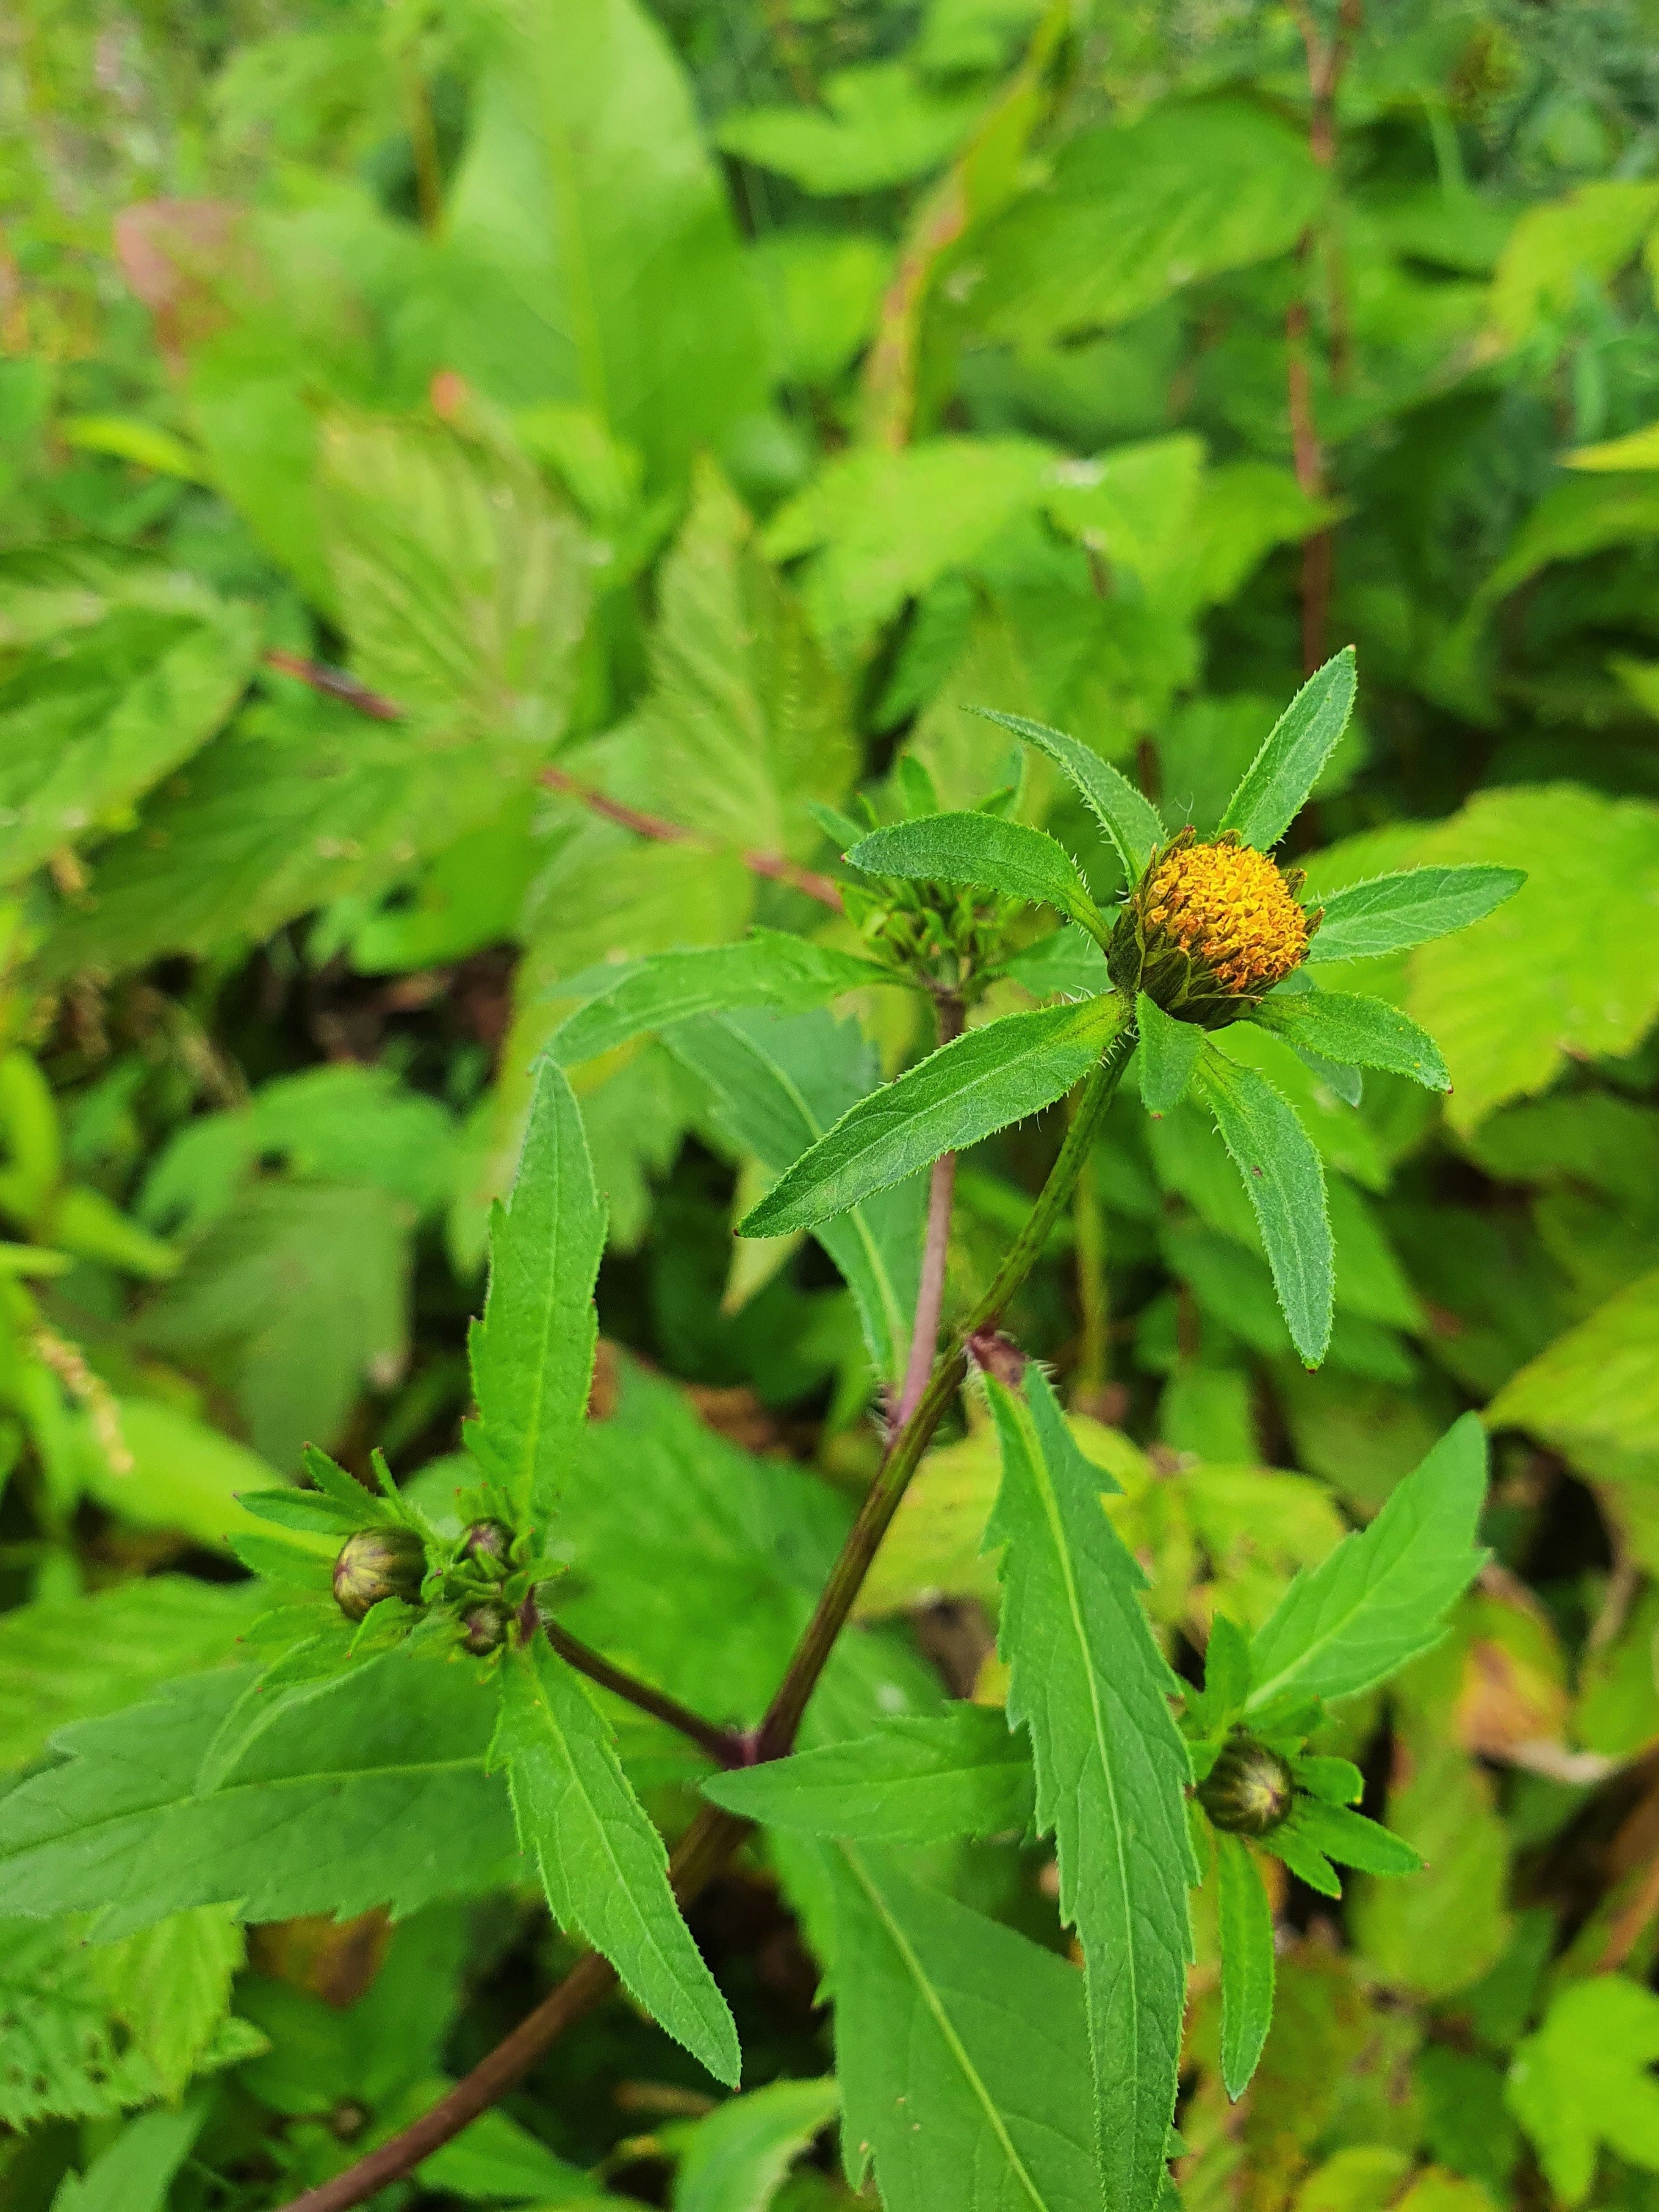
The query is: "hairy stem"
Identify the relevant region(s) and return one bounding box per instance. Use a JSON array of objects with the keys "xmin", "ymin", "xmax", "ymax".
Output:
[
  {"xmin": 274, "ymin": 1010, "xmax": 1138, "ymax": 2212},
  {"xmin": 539, "ymin": 1615, "xmax": 748, "ymax": 1769}
]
